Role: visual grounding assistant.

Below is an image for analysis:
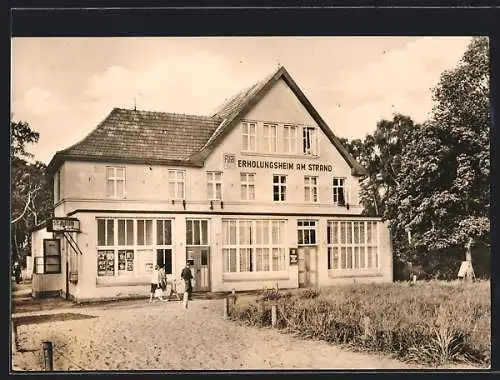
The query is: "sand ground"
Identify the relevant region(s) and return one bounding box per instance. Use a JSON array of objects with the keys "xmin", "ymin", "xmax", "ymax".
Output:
[{"xmin": 11, "ymin": 295, "xmax": 481, "ymax": 372}]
